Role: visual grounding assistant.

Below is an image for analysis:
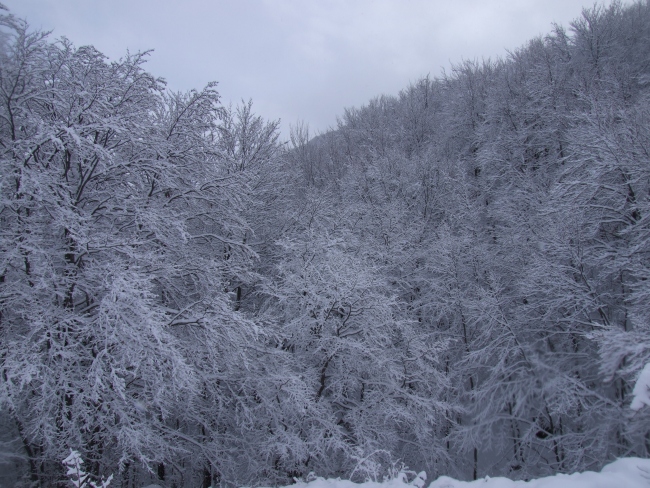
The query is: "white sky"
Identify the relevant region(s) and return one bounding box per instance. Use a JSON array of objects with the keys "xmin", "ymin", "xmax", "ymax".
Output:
[{"xmin": 4, "ymin": 0, "xmax": 622, "ymax": 139}]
